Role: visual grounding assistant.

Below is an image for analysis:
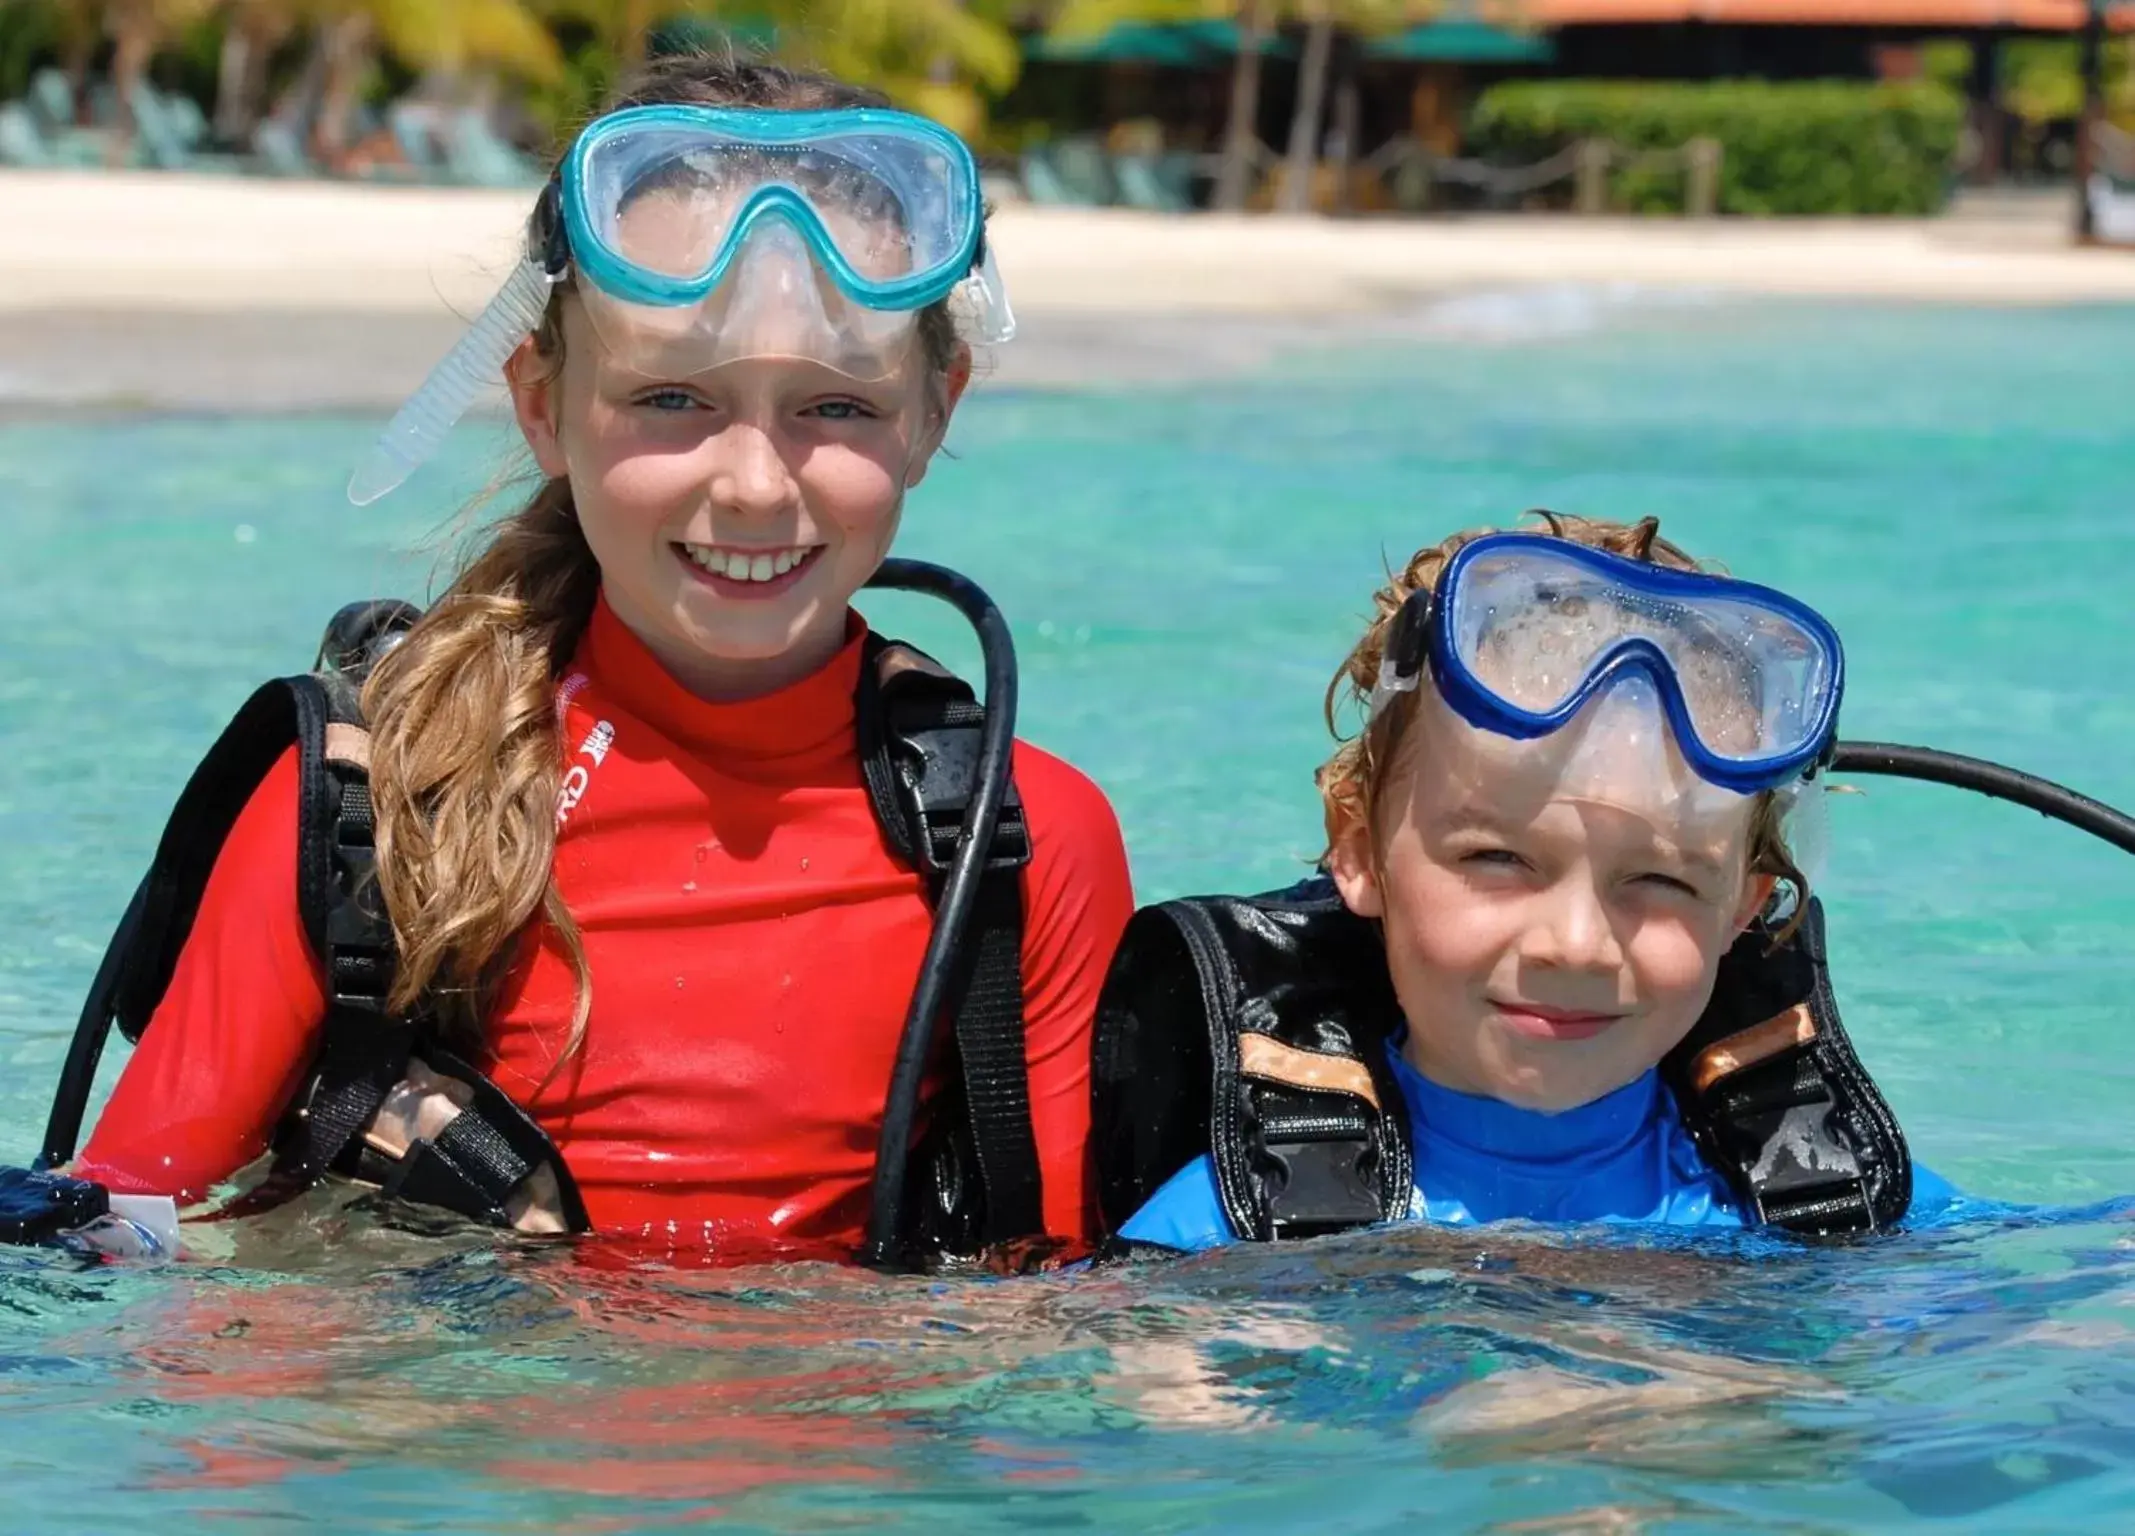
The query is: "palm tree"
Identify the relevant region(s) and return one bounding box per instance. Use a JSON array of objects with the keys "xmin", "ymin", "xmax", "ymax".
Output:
[
  {"xmin": 789, "ymin": 0, "xmax": 1021, "ymax": 140},
  {"xmin": 214, "ymin": 0, "xmax": 301, "ymax": 142},
  {"xmin": 536, "ymin": 1, "xmax": 1021, "ymax": 138},
  {"xmin": 1276, "ymin": 0, "xmax": 1409, "ymax": 213},
  {"xmin": 1215, "ymin": 0, "xmax": 1273, "ymax": 212},
  {"xmin": 102, "ymin": 0, "xmax": 215, "ymax": 144},
  {"xmin": 533, "ymin": 0, "xmax": 705, "ymax": 74},
  {"xmin": 1045, "ymin": 0, "xmax": 1426, "ymax": 213},
  {"xmin": 275, "ymin": 0, "xmax": 564, "ymax": 165},
  {"xmin": 1043, "ymin": 0, "xmax": 1272, "ymax": 211}
]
